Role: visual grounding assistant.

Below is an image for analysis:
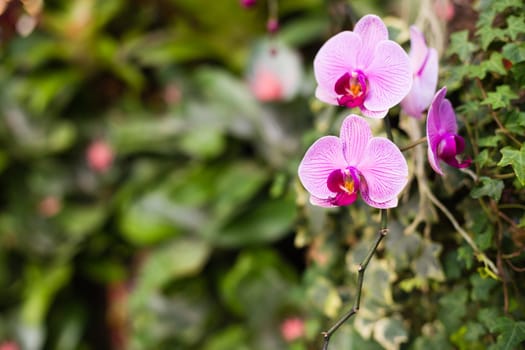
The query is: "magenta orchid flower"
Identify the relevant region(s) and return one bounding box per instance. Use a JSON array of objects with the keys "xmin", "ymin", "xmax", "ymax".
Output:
[
  {"xmin": 400, "ymin": 26, "xmax": 439, "ymax": 118},
  {"xmin": 313, "ymin": 14, "xmax": 412, "ymax": 118},
  {"xmin": 427, "ymin": 87, "xmax": 472, "ymax": 175},
  {"xmin": 298, "ymin": 115, "xmax": 408, "ymax": 209}
]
